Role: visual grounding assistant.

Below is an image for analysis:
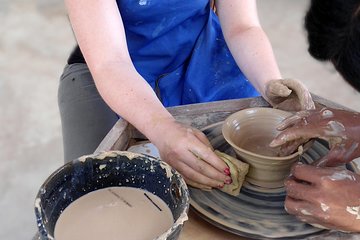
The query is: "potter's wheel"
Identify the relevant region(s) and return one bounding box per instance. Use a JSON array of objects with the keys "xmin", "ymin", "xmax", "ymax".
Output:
[{"xmin": 189, "ymin": 122, "xmax": 358, "ymax": 240}]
